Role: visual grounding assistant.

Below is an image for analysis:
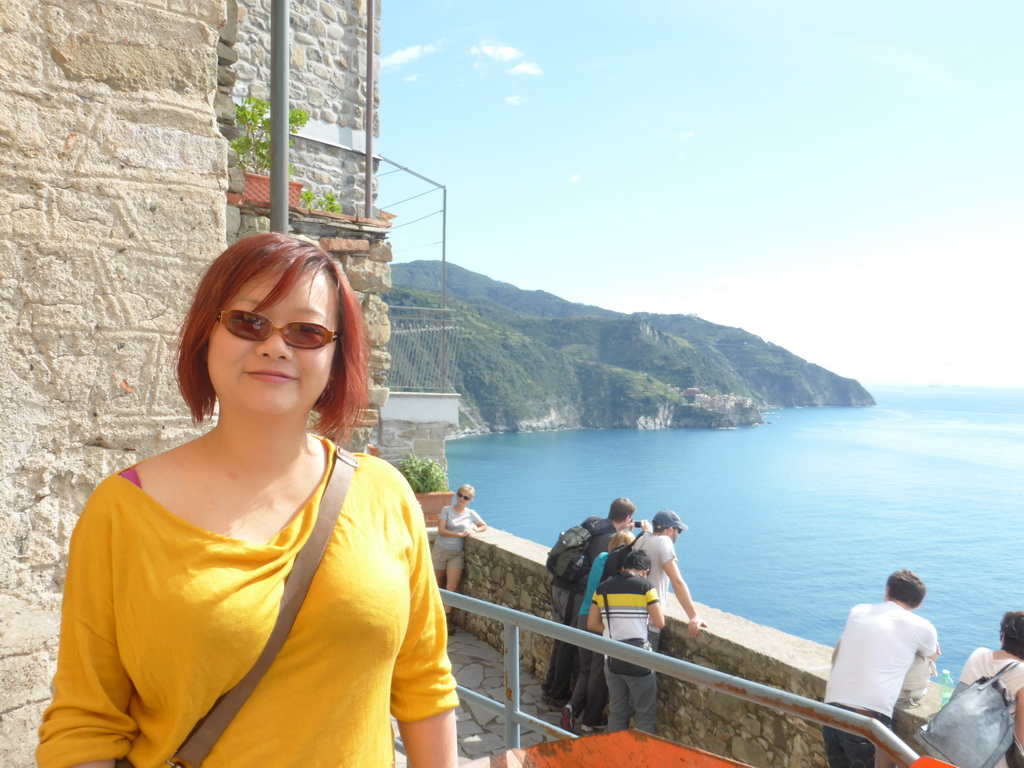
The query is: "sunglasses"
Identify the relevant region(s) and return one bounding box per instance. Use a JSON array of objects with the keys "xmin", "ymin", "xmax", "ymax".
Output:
[
  {"xmin": 218, "ymin": 310, "xmax": 337, "ymax": 350},
  {"xmin": 457, "ymin": 493, "xmax": 472, "ymax": 500}
]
